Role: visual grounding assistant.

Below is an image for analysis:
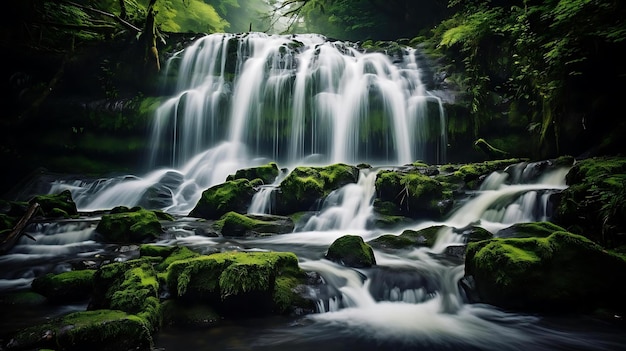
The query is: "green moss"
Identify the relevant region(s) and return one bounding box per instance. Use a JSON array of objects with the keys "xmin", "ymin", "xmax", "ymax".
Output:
[
  {"xmin": 95, "ymin": 207, "xmax": 163, "ymax": 243},
  {"xmin": 453, "ymin": 158, "xmax": 525, "ymax": 185},
  {"xmin": 29, "ymin": 189, "xmax": 78, "ymax": 218},
  {"xmin": 143, "ymin": 245, "xmax": 200, "ymax": 272},
  {"xmin": 92, "ymin": 258, "xmax": 162, "ymax": 331},
  {"xmin": 139, "ymin": 243, "xmax": 176, "ymax": 258},
  {"xmin": 276, "ymin": 164, "xmax": 359, "ymax": 214},
  {"xmin": 465, "ymin": 231, "xmax": 626, "ymax": 312},
  {"xmin": 375, "ymin": 170, "xmax": 451, "ymax": 219},
  {"xmin": 498, "ymin": 221, "xmax": 567, "ymax": 238},
  {"xmin": 215, "ymin": 212, "xmax": 294, "ymax": 237},
  {"xmin": 400, "ymin": 226, "xmax": 445, "ymax": 247},
  {"xmin": 226, "ymin": 162, "xmax": 280, "ymax": 184},
  {"xmin": 188, "ymin": 178, "xmax": 258, "ymax": 220},
  {"xmin": 165, "ymin": 251, "xmax": 306, "ymax": 316},
  {"xmin": 325, "ymin": 235, "xmax": 376, "ymax": 268},
  {"xmin": 0, "ymin": 291, "xmax": 47, "ymax": 306},
  {"xmin": 31, "ymin": 269, "xmax": 95, "ymax": 303},
  {"xmin": 368, "ymin": 234, "xmax": 416, "ymax": 250},
  {"xmin": 9, "ymin": 310, "xmax": 153, "ymax": 351},
  {"xmin": 554, "ymin": 156, "xmax": 626, "ymax": 247}
]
